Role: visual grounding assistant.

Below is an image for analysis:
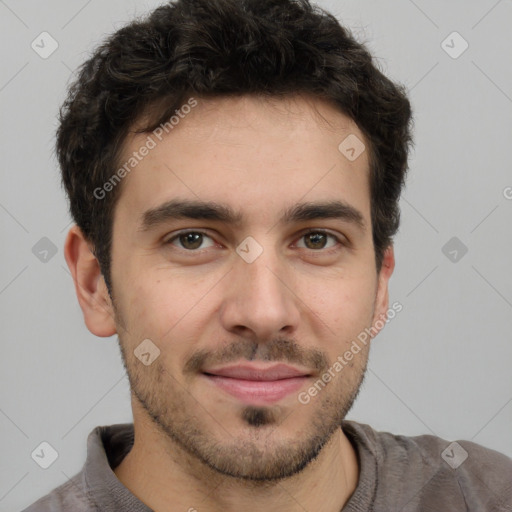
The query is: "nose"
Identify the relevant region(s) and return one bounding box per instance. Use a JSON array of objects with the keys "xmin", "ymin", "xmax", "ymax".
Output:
[{"xmin": 219, "ymin": 246, "xmax": 301, "ymax": 342}]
